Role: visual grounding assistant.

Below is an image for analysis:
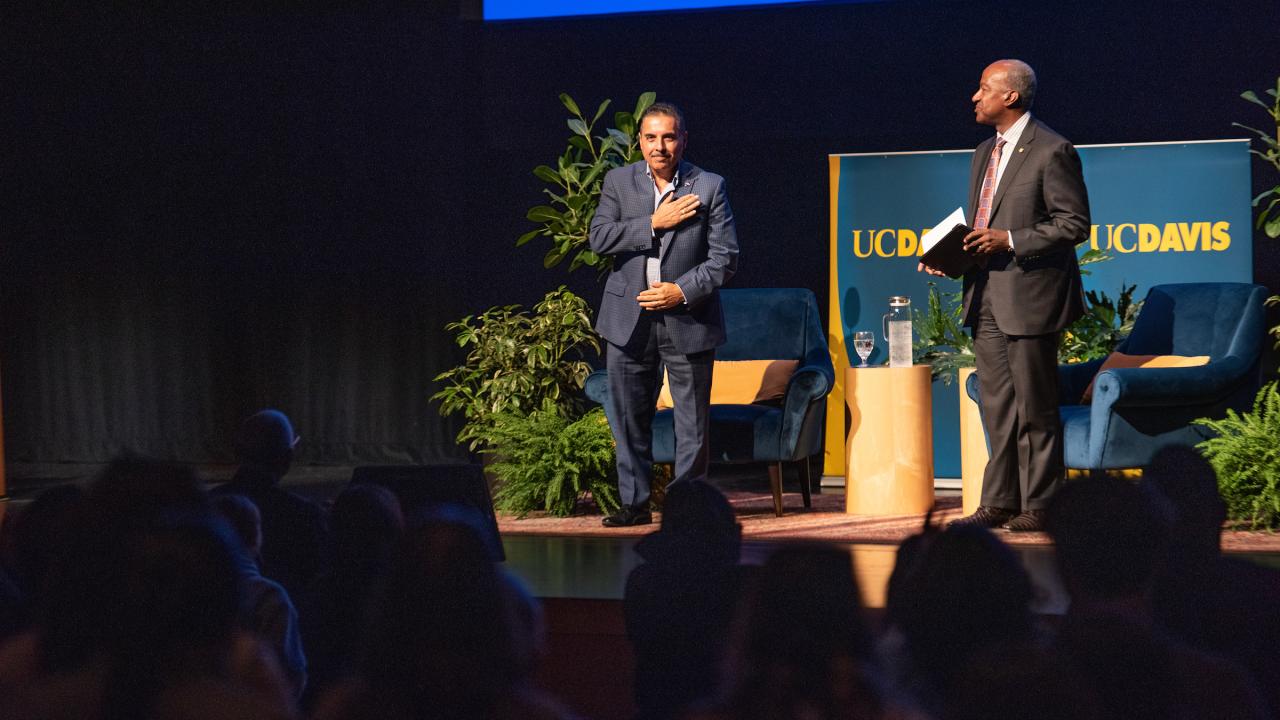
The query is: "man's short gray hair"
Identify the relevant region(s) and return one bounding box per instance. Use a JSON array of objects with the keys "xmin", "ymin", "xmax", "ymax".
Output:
[
  {"xmin": 999, "ymin": 59, "xmax": 1037, "ymax": 110},
  {"xmin": 639, "ymin": 102, "xmax": 686, "ymax": 135}
]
